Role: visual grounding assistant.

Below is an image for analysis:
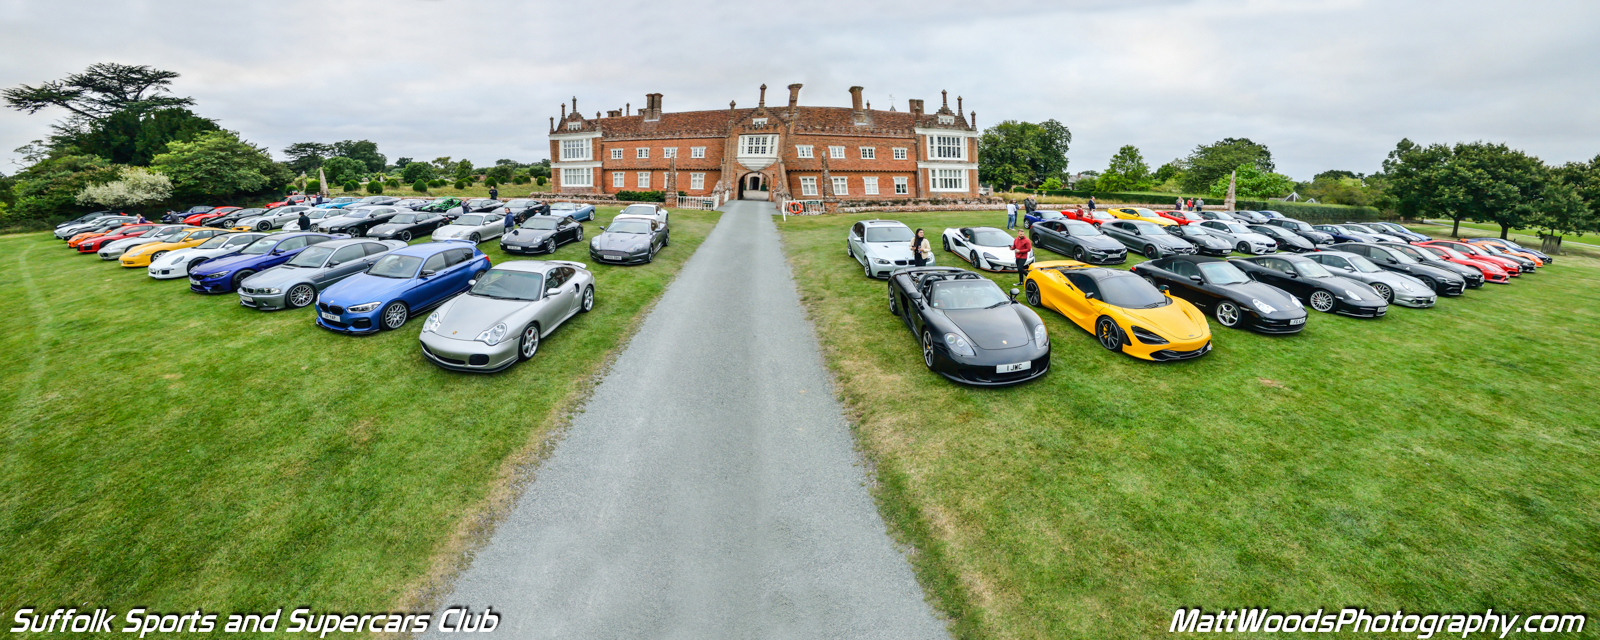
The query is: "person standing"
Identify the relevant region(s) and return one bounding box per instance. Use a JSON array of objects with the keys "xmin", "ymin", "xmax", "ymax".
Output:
[
  {"xmin": 1006, "ymin": 200, "xmax": 1018, "ymax": 230},
  {"xmin": 504, "ymin": 208, "xmax": 516, "ymax": 234},
  {"xmin": 1011, "ymin": 229, "xmax": 1033, "ymax": 285},
  {"xmin": 1087, "ymin": 196, "xmax": 1097, "ymax": 211},
  {"xmin": 297, "ymin": 210, "xmax": 312, "ymax": 233},
  {"xmin": 135, "ymin": 213, "xmax": 147, "ymax": 224},
  {"xmin": 1196, "ymin": 197, "xmax": 1205, "ymax": 211},
  {"xmin": 489, "ymin": 185, "xmax": 499, "ymax": 201},
  {"xmin": 911, "ymin": 228, "xmax": 931, "ymax": 267},
  {"xmin": 1176, "ymin": 197, "xmax": 1183, "ymax": 211},
  {"xmin": 1025, "ymin": 194, "xmax": 1037, "ymax": 214}
]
